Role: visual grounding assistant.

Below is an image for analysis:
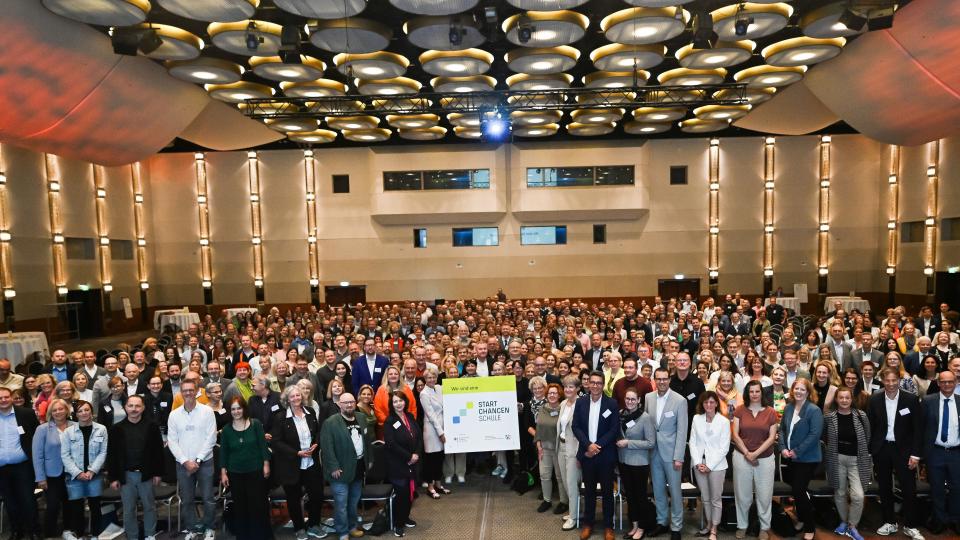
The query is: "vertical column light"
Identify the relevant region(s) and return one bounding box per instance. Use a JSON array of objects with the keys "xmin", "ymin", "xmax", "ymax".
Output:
[
  {"xmin": 0, "ymin": 145, "xmax": 14, "ymax": 329},
  {"xmin": 44, "ymin": 154, "xmax": 68, "ymax": 297},
  {"xmin": 885, "ymin": 145, "xmax": 900, "ymax": 306},
  {"xmin": 762, "ymin": 137, "xmax": 776, "ymax": 295},
  {"xmin": 247, "ymin": 151, "xmax": 265, "ymax": 300},
  {"xmin": 924, "ymin": 140, "xmax": 940, "ymax": 297},
  {"xmin": 131, "ymin": 163, "xmax": 149, "ymax": 323},
  {"xmin": 195, "ymin": 152, "xmax": 213, "ymax": 302},
  {"xmin": 707, "ymin": 138, "xmax": 720, "ymax": 294},
  {"xmin": 92, "ymin": 165, "xmax": 113, "ymax": 295},
  {"xmin": 817, "ymin": 135, "xmax": 831, "ymax": 295},
  {"xmin": 304, "ymin": 150, "xmax": 321, "ymax": 305}
]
